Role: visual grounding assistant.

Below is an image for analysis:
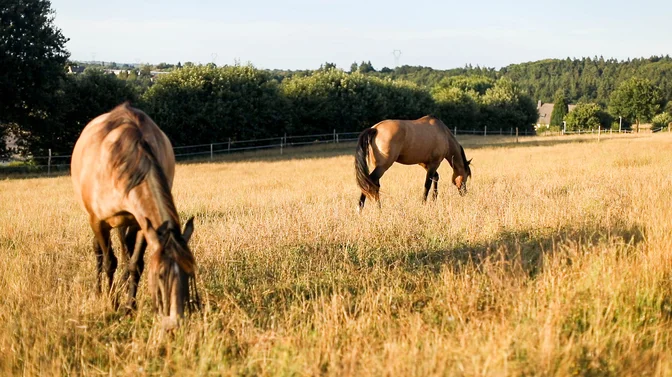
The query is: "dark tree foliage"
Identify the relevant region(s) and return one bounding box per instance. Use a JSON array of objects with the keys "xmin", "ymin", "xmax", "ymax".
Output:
[
  {"xmin": 14, "ymin": 69, "xmax": 137, "ymax": 156},
  {"xmin": 549, "ymin": 90, "xmax": 569, "ymax": 127},
  {"xmin": 608, "ymin": 77, "xmax": 663, "ymax": 132},
  {"xmin": 141, "ymin": 65, "xmax": 289, "ymax": 145},
  {"xmin": 0, "ymin": 0, "xmax": 69, "ymax": 157},
  {"xmin": 501, "ymin": 56, "xmax": 672, "ymax": 107},
  {"xmin": 281, "ymin": 69, "xmax": 434, "ymax": 135}
]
